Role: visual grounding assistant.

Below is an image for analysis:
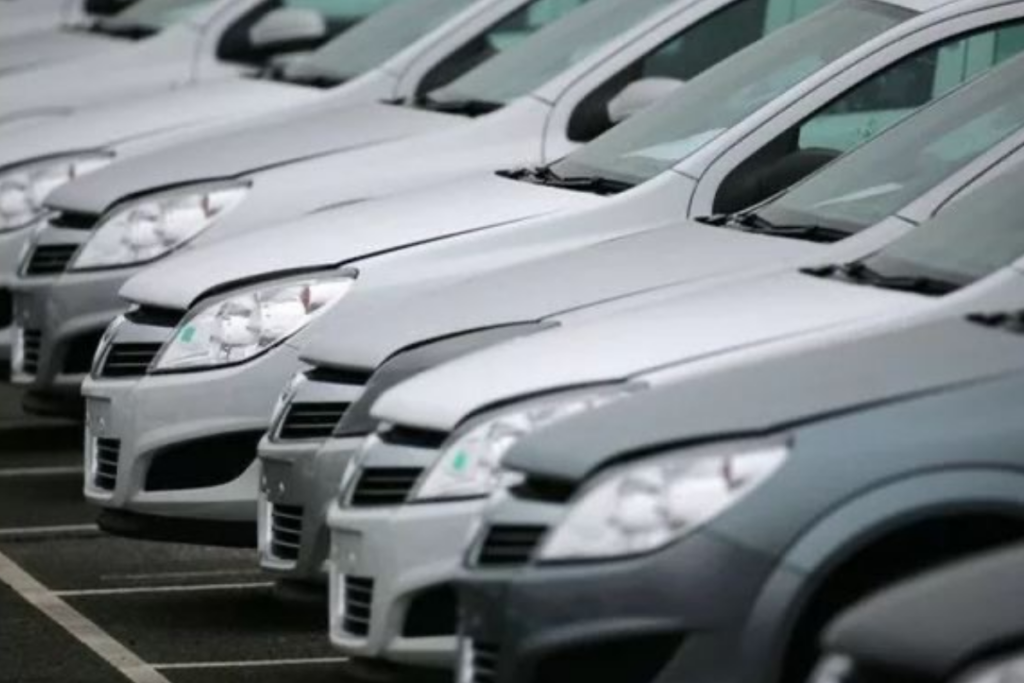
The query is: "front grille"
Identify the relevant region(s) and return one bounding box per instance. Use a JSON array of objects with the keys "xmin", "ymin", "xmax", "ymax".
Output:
[
  {"xmin": 379, "ymin": 424, "xmax": 449, "ymax": 449},
  {"xmin": 21, "ymin": 329, "xmax": 42, "ymax": 375},
  {"xmin": 471, "ymin": 642, "xmax": 500, "ymax": 683},
  {"xmin": 476, "ymin": 525, "xmax": 547, "ymax": 567},
  {"xmin": 93, "ymin": 438, "xmax": 120, "ymax": 491},
  {"xmin": 349, "ymin": 467, "xmax": 424, "ymax": 507},
  {"xmin": 24, "ymin": 244, "xmax": 79, "ymax": 276},
  {"xmin": 100, "ymin": 343, "xmax": 162, "ymax": 378},
  {"xmin": 277, "ymin": 402, "xmax": 349, "ymax": 441},
  {"xmin": 0, "ymin": 289, "xmax": 10, "ymax": 328},
  {"xmin": 49, "ymin": 211, "xmax": 99, "ymax": 231},
  {"xmin": 343, "ymin": 576, "xmax": 374, "ymax": 636},
  {"xmin": 144, "ymin": 431, "xmax": 262, "ymax": 492},
  {"xmin": 403, "ymin": 584, "xmax": 457, "ymax": 637},
  {"xmin": 268, "ymin": 503, "xmax": 304, "ymax": 562}
]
